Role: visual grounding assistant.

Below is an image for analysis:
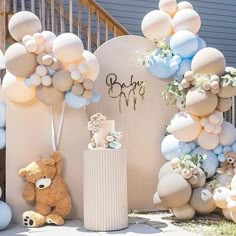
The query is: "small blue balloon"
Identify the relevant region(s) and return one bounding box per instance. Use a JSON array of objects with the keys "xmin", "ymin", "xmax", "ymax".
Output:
[
  {"xmin": 170, "ymin": 30, "xmax": 199, "ymax": 59},
  {"xmin": 213, "ymin": 144, "xmax": 223, "ymax": 155},
  {"xmin": 231, "ymin": 142, "xmax": 236, "ymax": 152},
  {"xmin": 175, "ymin": 58, "xmax": 192, "ymax": 80},
  {"xmin": 189, "ymin": 142, "xmax": 196, "ymax": 150},
  {"xmin": 181, "ymin": 143, "xmax": 192, "ymax": 154},
  {"xmin": 223, "ymin": 146, "xmax": 232, "ymax": 153},
  {"xmin": 0, "ymin": 201, "xmax": 12, "ymax": 230},
  {"xmin": 192, "ymin": 147, "xmax": 219, "ymax": 178},
  {"xmin": 65, "ymin": 91, "xmax": 88, "ymax": 109},
  {"xmin": 218, "ymin": 153, "xmax": 226, "ymax": 162},
  {"xmin": 24, "ymin": 78, "xmax": 32, "ymax": 87},
  {"xmin": 91, "ymin": 91, "xmax": 100, "ymax": 103}
]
